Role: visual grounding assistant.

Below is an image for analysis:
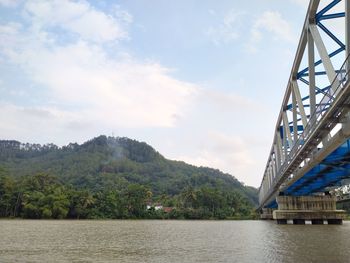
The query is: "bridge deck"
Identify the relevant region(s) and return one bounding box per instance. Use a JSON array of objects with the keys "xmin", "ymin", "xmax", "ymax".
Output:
[{"xmin": 266, "ymin": 139, "xmax": 350, "ymax": 208}]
